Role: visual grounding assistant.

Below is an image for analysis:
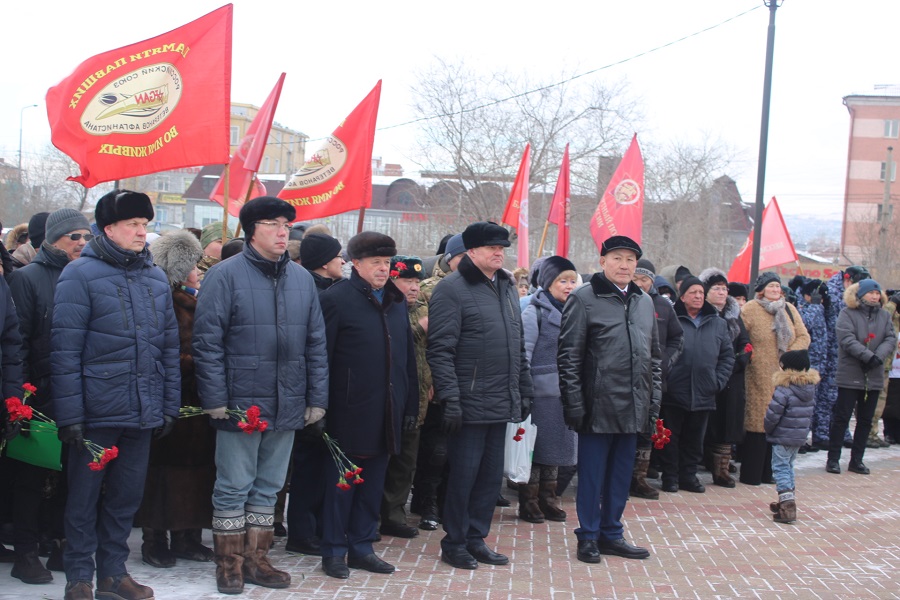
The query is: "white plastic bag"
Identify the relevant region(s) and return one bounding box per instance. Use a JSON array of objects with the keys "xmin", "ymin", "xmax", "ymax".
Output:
[{"xmin": 503, "ymin": 415, "xmax": 538, "ymax": 484}]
